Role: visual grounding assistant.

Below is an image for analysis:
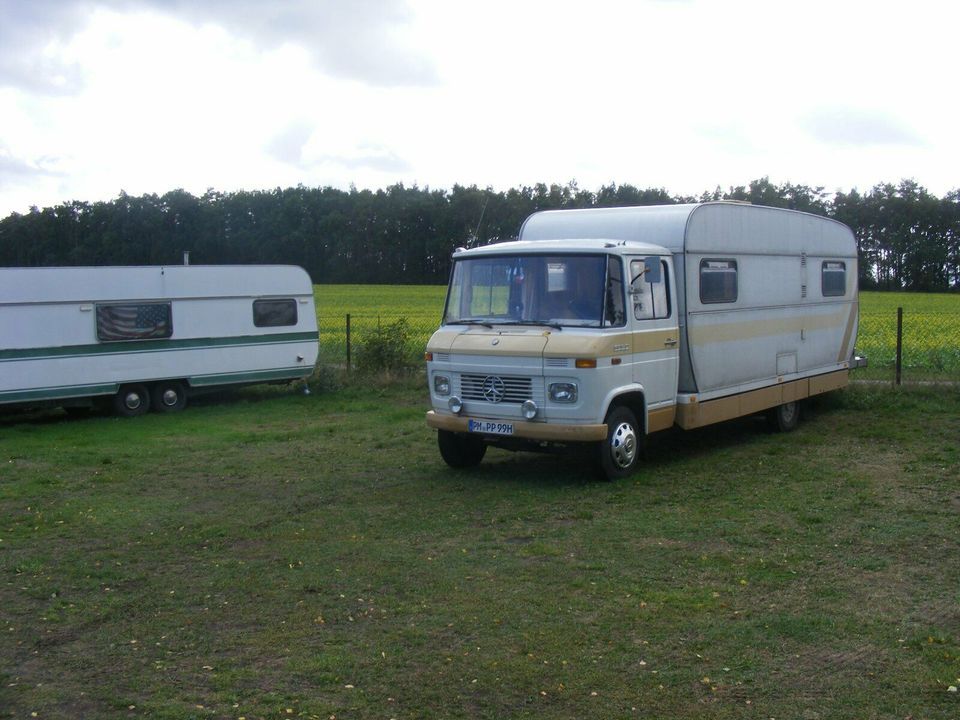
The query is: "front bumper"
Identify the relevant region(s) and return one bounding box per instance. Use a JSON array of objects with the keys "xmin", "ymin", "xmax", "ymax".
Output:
[{"xmin": 426, "ymin": 410, "xmax": 607, "ymax": 442}]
